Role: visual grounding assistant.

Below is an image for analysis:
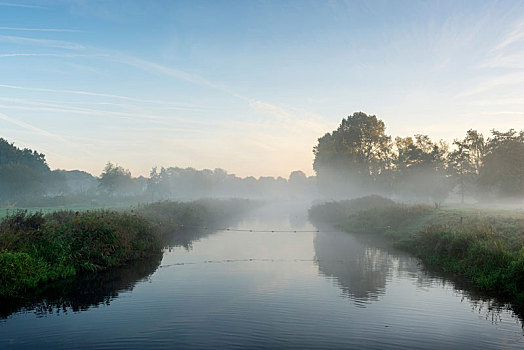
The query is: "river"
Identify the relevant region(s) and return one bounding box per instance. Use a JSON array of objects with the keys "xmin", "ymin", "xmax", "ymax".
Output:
[{"xmin": 1, "ymin": 202, "xmax": 523, "ymax": 349}]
